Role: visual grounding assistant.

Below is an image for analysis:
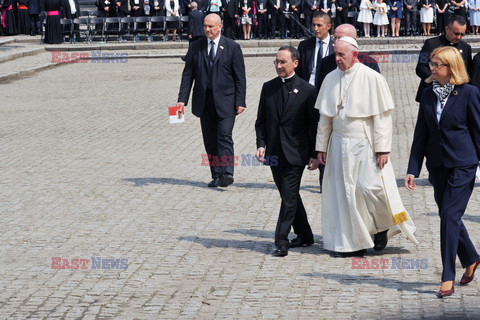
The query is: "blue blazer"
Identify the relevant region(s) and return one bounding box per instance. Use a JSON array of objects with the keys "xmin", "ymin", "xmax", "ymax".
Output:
[{"xmin": 407, "ymin": 84, "xmax": 480, "ymax": 177}]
